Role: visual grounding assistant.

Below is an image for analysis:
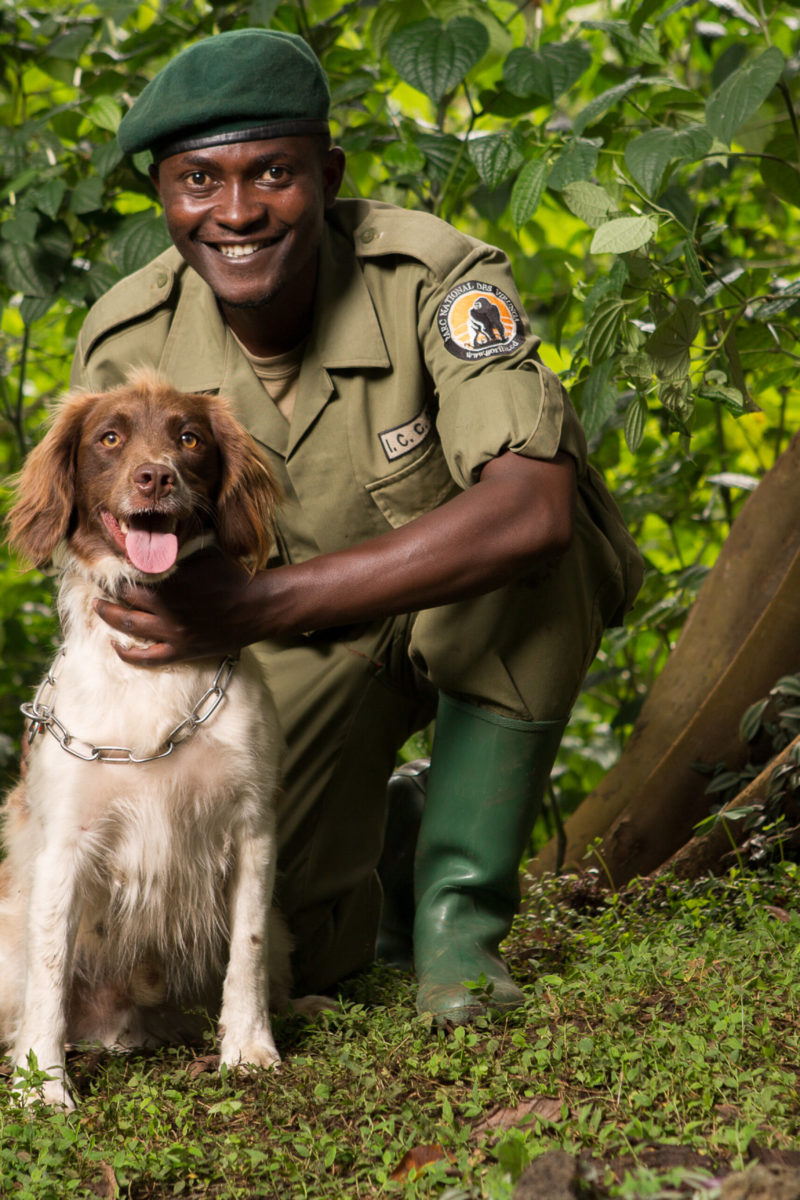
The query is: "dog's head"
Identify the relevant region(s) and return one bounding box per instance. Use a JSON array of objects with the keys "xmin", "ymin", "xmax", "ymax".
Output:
[{"xmin": 7, "ymin": 370, "xmax": 280, "ymax": 575}]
